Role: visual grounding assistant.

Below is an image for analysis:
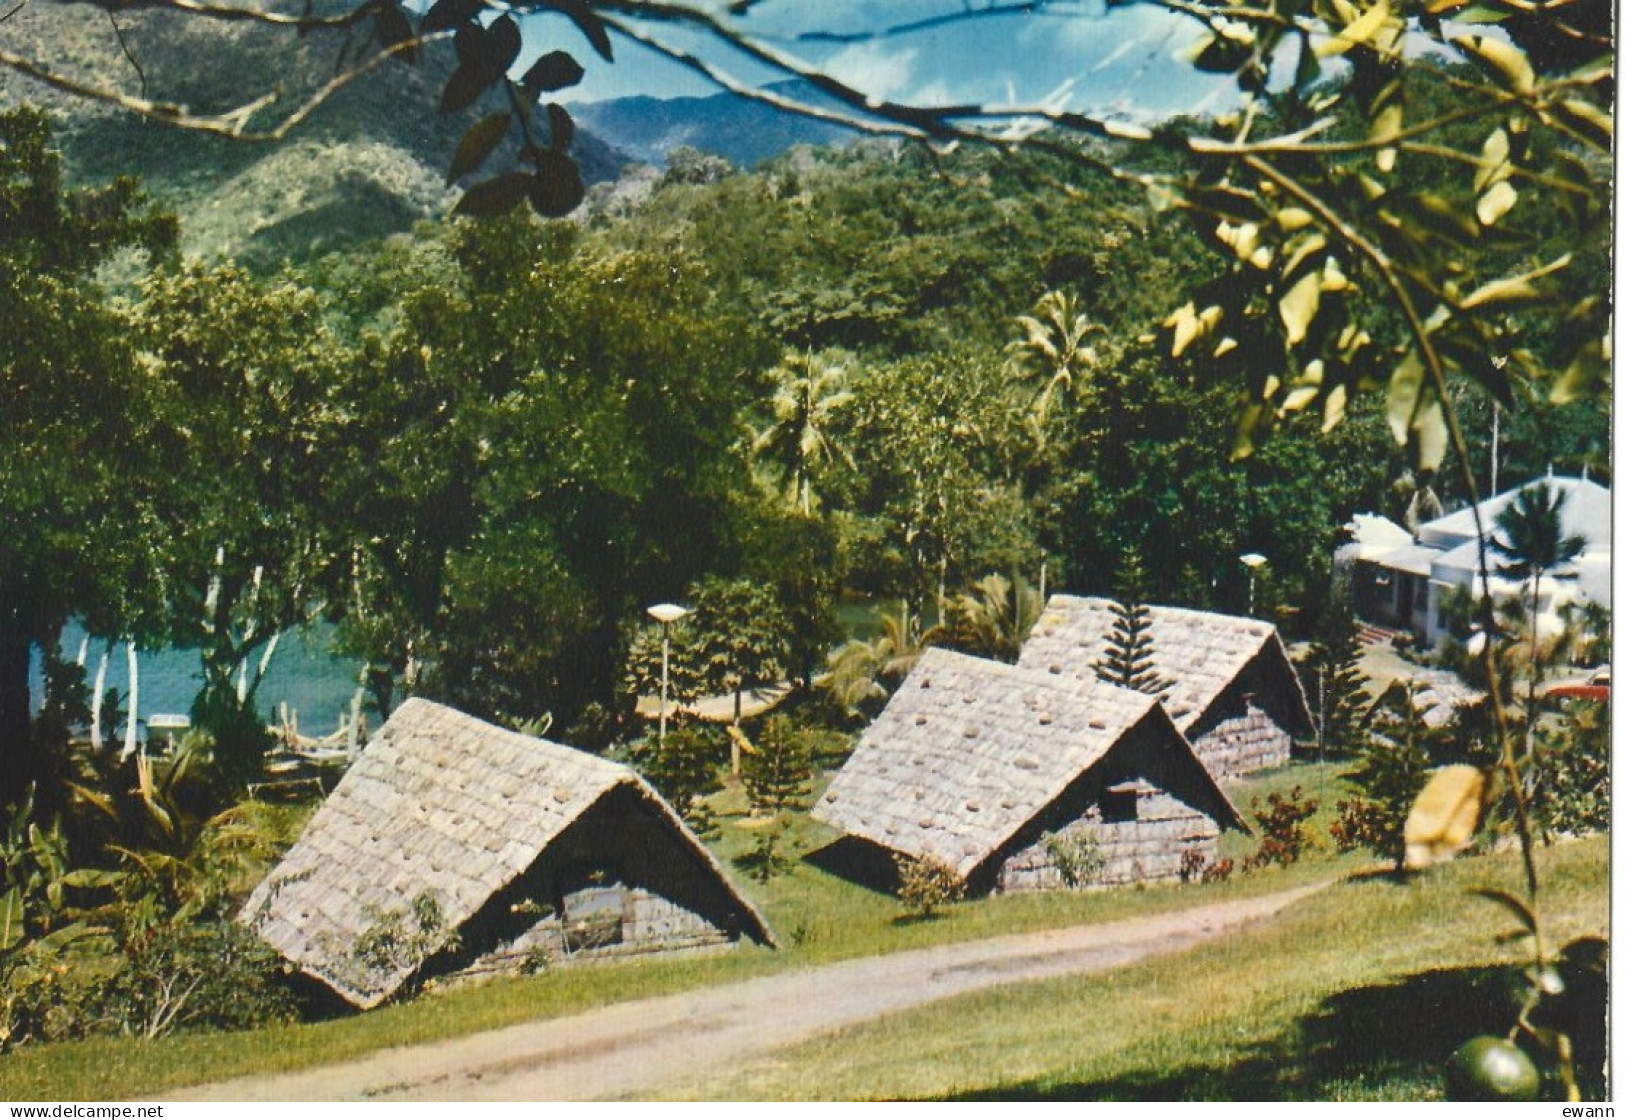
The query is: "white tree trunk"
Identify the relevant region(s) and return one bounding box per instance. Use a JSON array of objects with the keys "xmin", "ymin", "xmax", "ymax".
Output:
[
  {"xmin": 89, "ymin": 643, "xmax": 110, "ymax": 749},
  {"xmin": 121, "ymin": 640, "xmax": 139, "ymax": 761}
]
